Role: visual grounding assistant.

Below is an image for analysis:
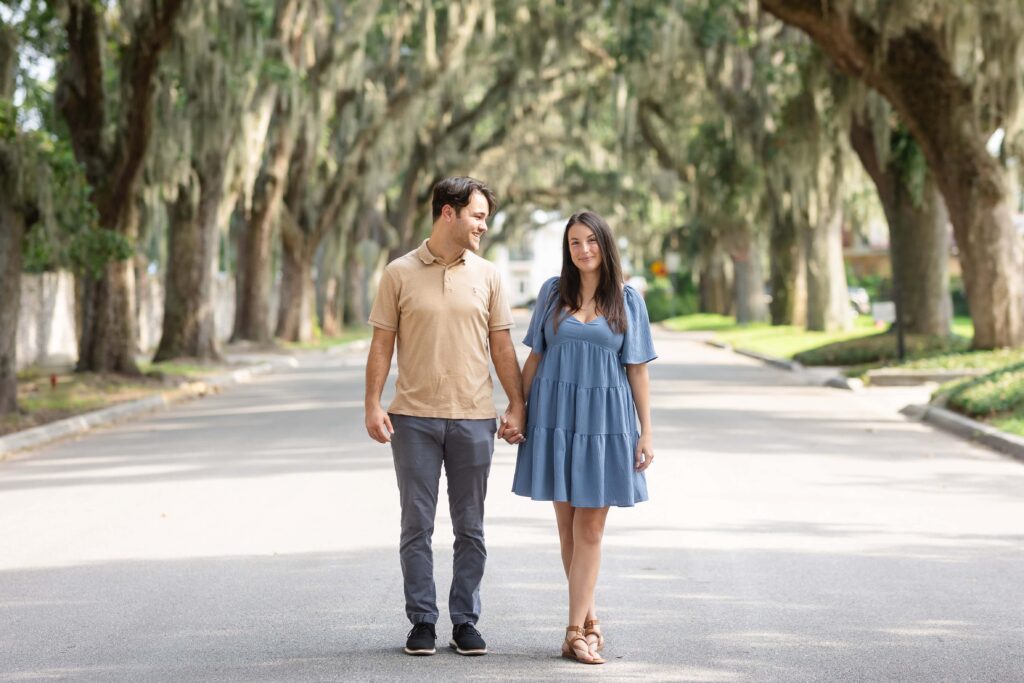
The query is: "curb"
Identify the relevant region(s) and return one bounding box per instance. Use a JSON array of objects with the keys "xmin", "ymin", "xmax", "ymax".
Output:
[
  {"xmin": 0, "ymin": 357, "xmax": 298, "ymax": 459},
  {"xmin": 326, "ymin": 338, "xmax": 371, "ymax": 355},
  {"xmin": 901, "ymin": 403, "xmax": 1024, "ymax": 464},
  {"xmin": 705, "ymin": 340, "xmax": 862, "ymax": 391},
  {"xmin": 865, "ymin": 368, "xmax": 985, "ymax": 386}
]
